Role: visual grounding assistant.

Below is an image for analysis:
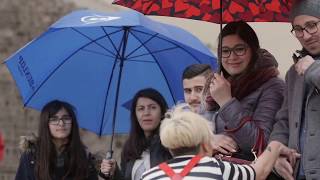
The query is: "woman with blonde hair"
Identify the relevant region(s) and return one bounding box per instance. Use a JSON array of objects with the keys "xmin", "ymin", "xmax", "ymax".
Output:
[{"xmin": 142, "ymin": 104, "xmax": 299, "ymax": 180}]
